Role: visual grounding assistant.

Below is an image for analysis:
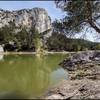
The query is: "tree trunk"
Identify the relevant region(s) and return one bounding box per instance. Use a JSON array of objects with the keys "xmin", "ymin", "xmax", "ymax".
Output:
[{"xmin": 89, "ymin": 21, "xmax": 100, "ymax": 33}]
